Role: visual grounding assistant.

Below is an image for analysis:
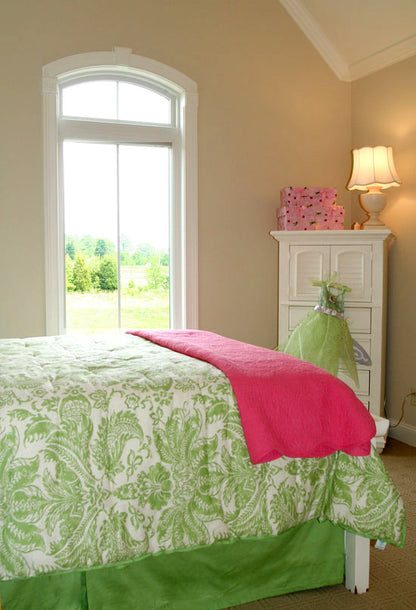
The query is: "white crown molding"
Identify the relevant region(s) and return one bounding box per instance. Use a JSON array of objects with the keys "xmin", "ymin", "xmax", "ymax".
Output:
[
  {"xmin": 280, "ymin": 0, "xmax": 416, "ymax": 82},
  {"xmin": 280, "ymin": 0, "xmax": 351, "ymax": 81},
  {"xmin": 350, "ymin": 35, "xmax": 416, "ymax": 81}
]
